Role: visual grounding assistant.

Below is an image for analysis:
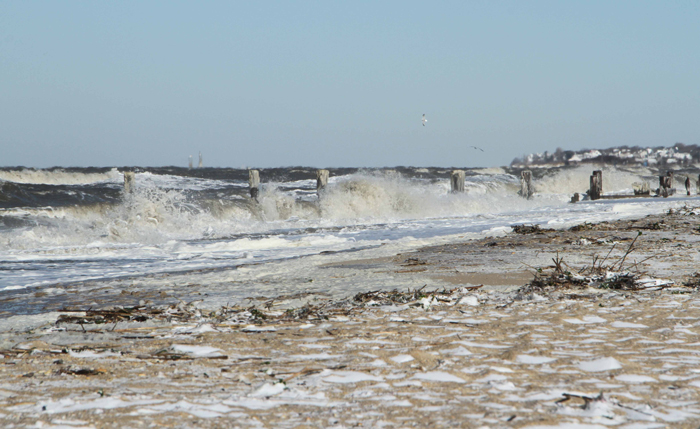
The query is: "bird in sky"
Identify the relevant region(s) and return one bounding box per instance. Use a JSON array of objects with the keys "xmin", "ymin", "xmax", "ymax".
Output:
[
  {"xmin": 422, "ymin": 114, "xmax": 427, "ymax": 126},
  {"xmin": 469, "ymin": 145, "xmax": 484, "ymax": 152}
]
